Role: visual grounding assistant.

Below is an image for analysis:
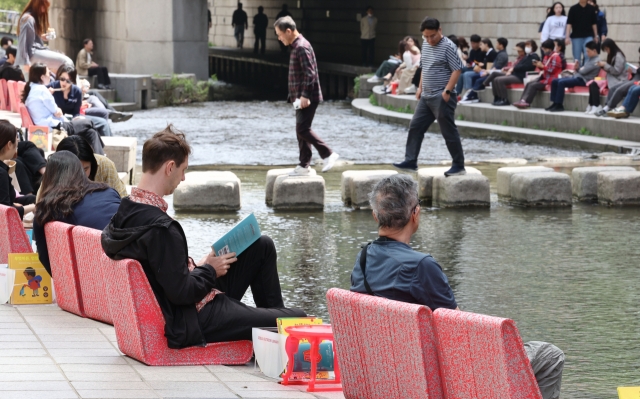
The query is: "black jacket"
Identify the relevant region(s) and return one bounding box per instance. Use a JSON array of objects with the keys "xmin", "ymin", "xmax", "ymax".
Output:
[
  {"xmin": 101, "ymin": 198, "xmax": 218, "ymax": 349},
  {"xmin": 0, "ymin": 62, "xmax": 25, "ymax": 82},
  {"xmin": 512, "ymin": 53, "xmax": 541, "ymax": 81},
  {"xmin": 0, "ymin": 161, "xmax": 23, "ymax": 219}
]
